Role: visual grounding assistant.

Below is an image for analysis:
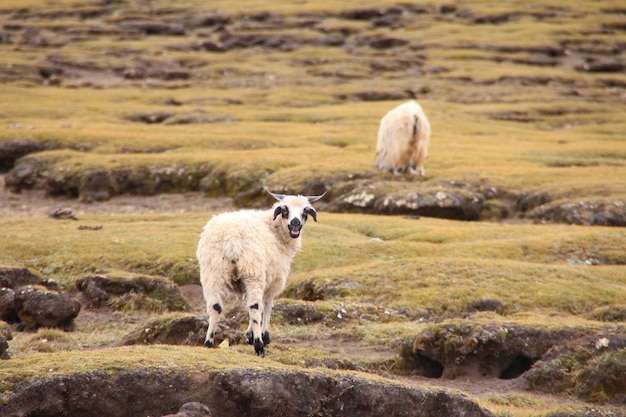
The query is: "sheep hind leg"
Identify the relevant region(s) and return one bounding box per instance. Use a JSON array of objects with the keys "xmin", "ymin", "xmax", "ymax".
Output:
[
  {"xmin": 204, "ymin": 296, "xmax": 223, "ymax": 348},
  {"xmin": 411, "ymin": 144, "xmax": 427, "ymax": 176},
  {"xmin": 261, "ymin": 299, "xmax": 273, "ymax": 346},
  {"xmin": 245, "ymin": 288, "xmax": 265, "ymax": 356}
]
